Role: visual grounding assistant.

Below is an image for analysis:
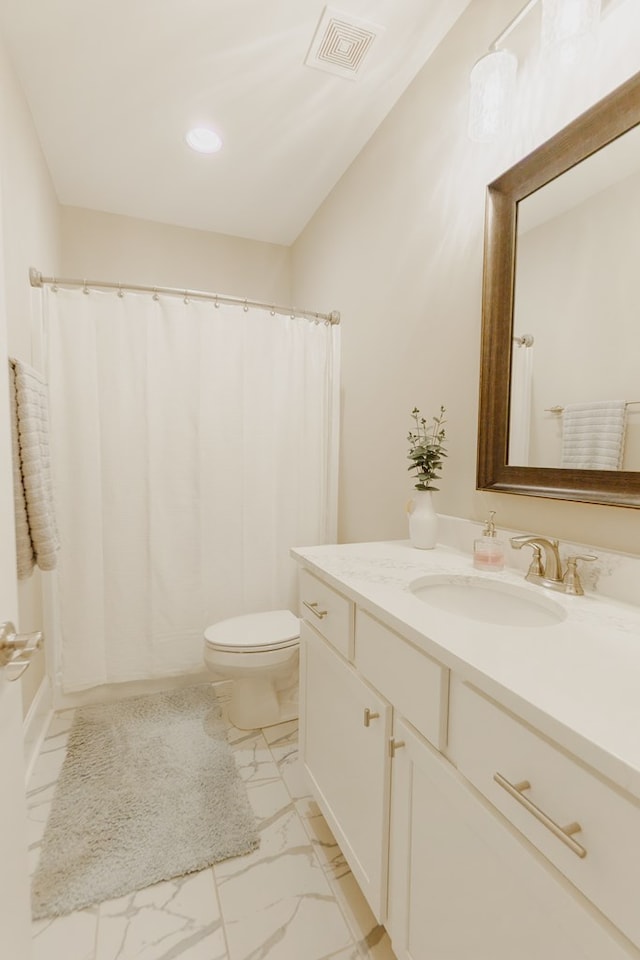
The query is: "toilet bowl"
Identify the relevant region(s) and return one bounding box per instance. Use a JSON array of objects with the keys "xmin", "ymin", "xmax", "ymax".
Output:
[{"xmin": 203, "ymin": 609, "xmax": 300, "ymax": 730}]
